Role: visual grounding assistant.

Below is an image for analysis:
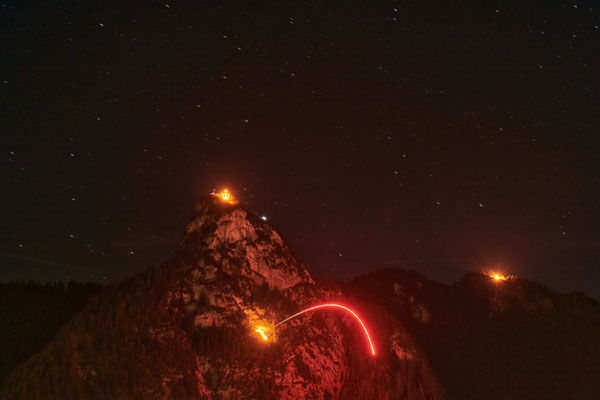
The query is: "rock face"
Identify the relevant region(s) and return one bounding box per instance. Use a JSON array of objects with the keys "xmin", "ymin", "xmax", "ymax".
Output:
[
  {"xmin": 173, "ymin": 196, "xmax": 348, "ymax": 399},
  {"xmin": 1, "ymin": 195, "xmax": 444, "ymax": 399},
  {"xmin": 181, "ymin": 198, "xmax": 313, "ymax": 291},
  {"xmin": 3, "ymin": 198, "xmax": 600, "ymax": 399}
]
